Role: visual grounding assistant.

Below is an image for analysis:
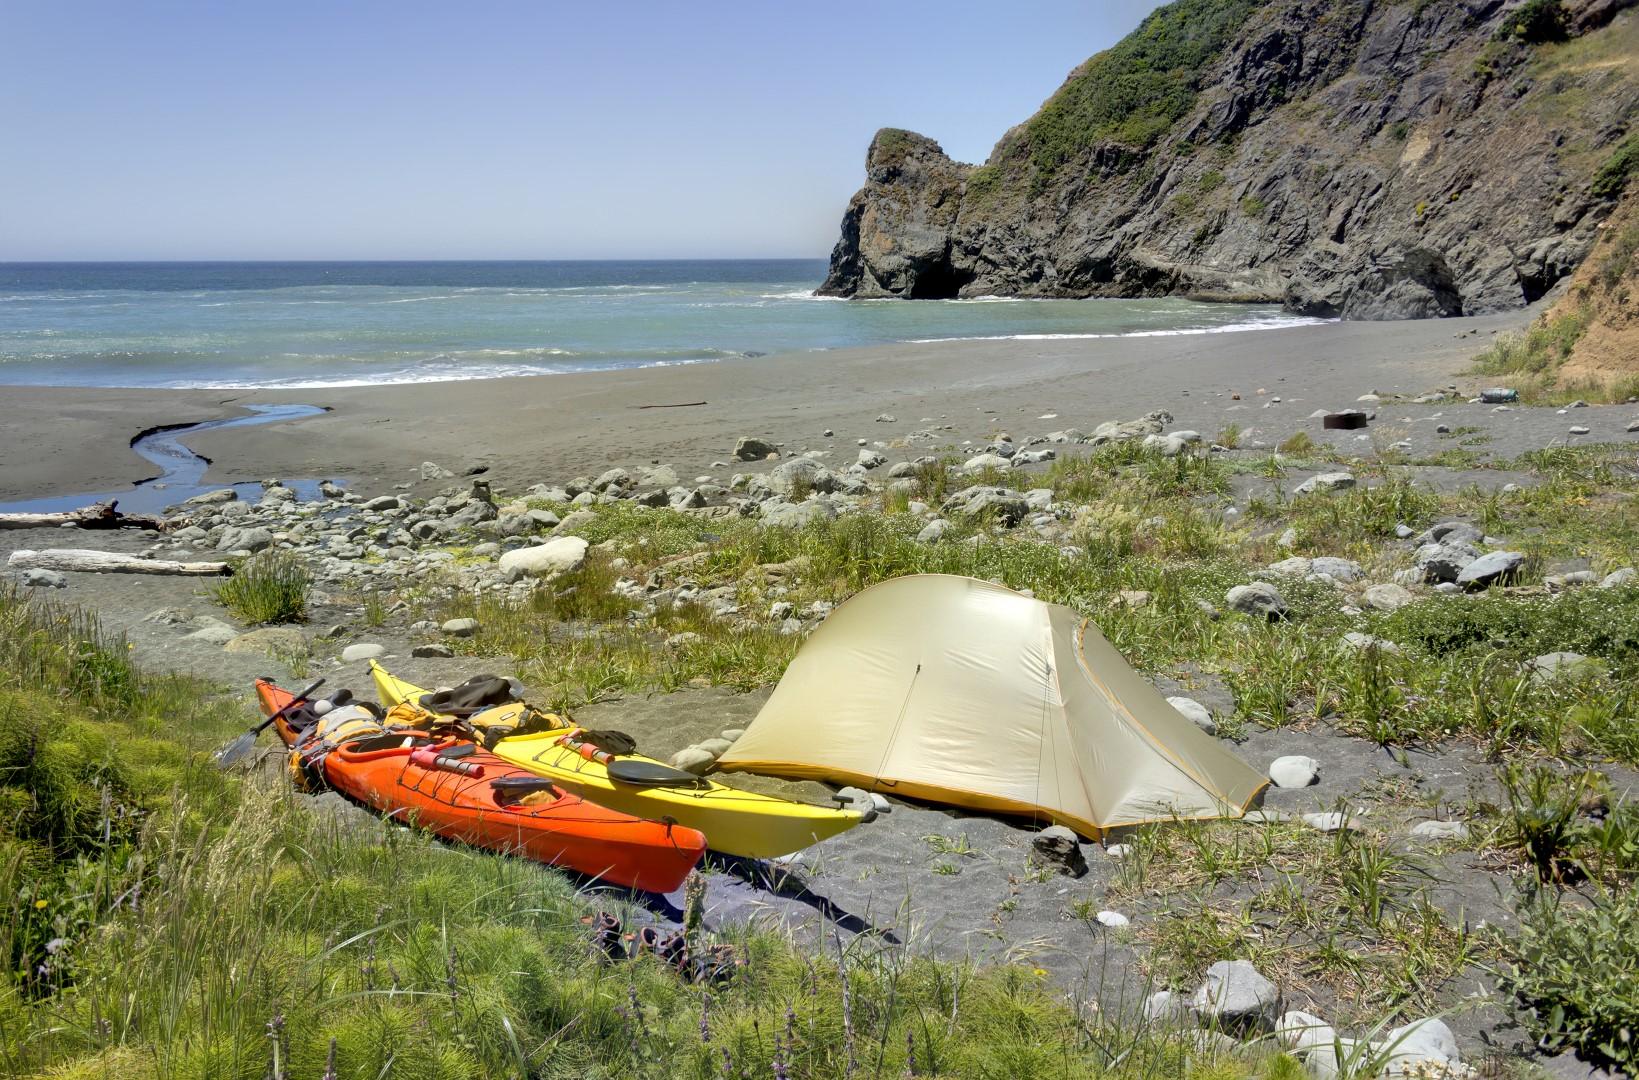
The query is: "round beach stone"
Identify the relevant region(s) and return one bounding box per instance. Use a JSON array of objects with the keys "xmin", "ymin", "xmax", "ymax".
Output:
[
  {"xmin": 1361, "ymin": 582, "xmax": 1415, "ymax": 612},
  {"xmin": 341, "ymin": 643, "xmax": 385, "ymax": 662},
  {"xmin": 441, "ymin": 617, "xmax": 480, "ymax": 637},
  {"xmin": 1276, "ymin": 1010, "xmax": 1336, "ymax": 1053},
  {"xmin": 1268, "ymin": 755, "xmax": 1319, "ymax": 788},
  {"xmin": 1095, "ymin": 910, "xmax": 1130, "ymax": 928},
  {"xmin": 1226, "ymin": 582, "xmax": 1288, "ymax": 619},
  {"xmin": 498, "ymin": 536, "xmax": 588, "ymax": 582},
  {"xmin": 670, "ymin": 747, "xmax": 717, "ymax": 775},
  {"xmin": 1409, "ymin": 820, "xmax": 1468, "ymax": 841},
  {"xmin": 1191, "ymin": 959, "xmax": 1281, "ymax": 1030}
]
